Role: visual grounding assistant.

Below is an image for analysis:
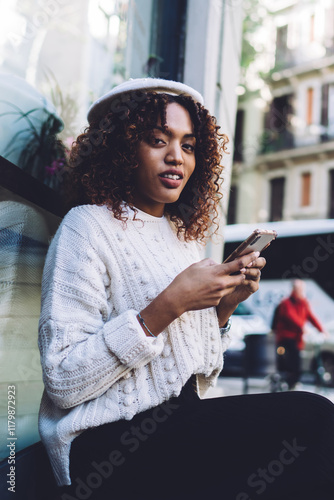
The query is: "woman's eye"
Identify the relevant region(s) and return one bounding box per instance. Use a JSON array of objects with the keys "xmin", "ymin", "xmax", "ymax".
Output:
[
  {"xmin": 183, "ymin": 144, "xmax": 195, "ymax": 152},
  {"xmin": 152, "ymin": 137, "xmax": 165, "ymax": 145}
]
